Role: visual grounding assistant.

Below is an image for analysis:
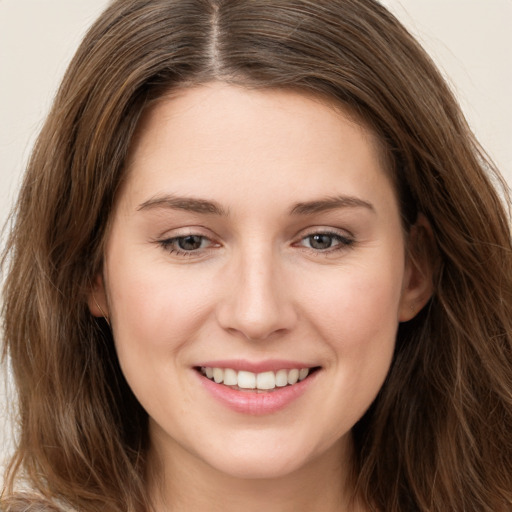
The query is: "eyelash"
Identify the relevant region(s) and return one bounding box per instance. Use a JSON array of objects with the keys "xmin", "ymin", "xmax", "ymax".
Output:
[
  {"xmin": 296, "ymin": 231, "xmax": 355, "ymax": 253},
  {"xmin": 157, "ymin": 235, "xmax": 215, "ymax": 257},
  {"xmin": 156, "ymin": 230, "xmax": 354, "ymax": 257}
]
